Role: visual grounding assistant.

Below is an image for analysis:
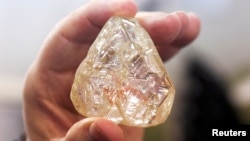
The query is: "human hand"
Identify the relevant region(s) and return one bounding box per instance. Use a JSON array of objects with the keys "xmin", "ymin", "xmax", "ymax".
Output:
[{"xmin": 23, "ymin": 0, "xmax": 200, "ymax": 141}]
